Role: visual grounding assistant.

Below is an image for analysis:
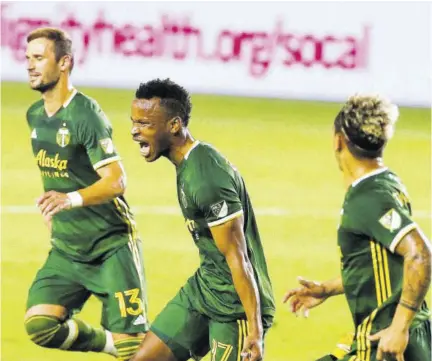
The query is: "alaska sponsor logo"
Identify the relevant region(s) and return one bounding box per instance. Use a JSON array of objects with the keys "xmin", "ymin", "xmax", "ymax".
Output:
[{"xmin": 36, "ymin": 149, "xmax": 68, "ymax": 171}]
